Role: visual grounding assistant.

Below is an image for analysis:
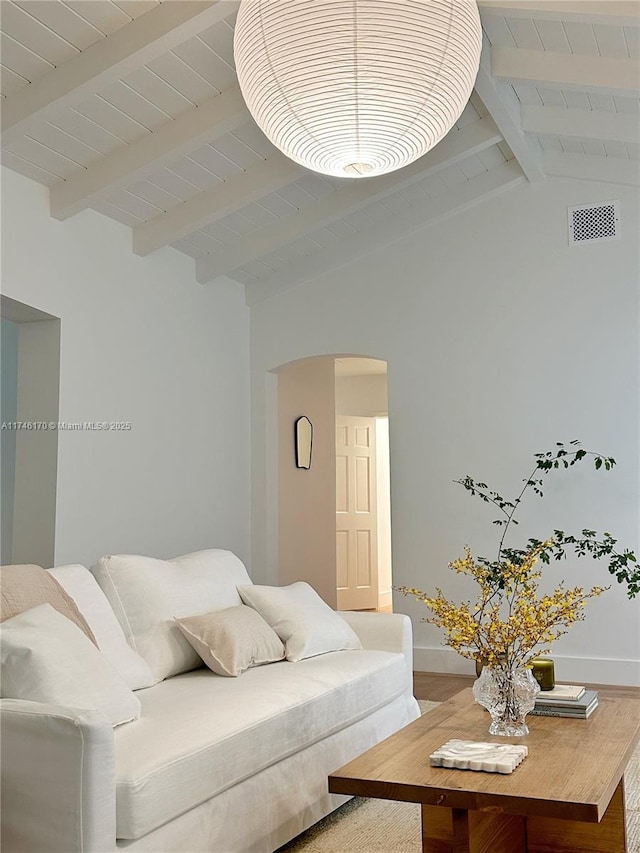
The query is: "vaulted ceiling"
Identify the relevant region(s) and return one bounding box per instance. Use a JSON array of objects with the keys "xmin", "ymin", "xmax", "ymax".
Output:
[{"xmin": 1, "ymin": 0, "xmax": 638, "ymax": 304}]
